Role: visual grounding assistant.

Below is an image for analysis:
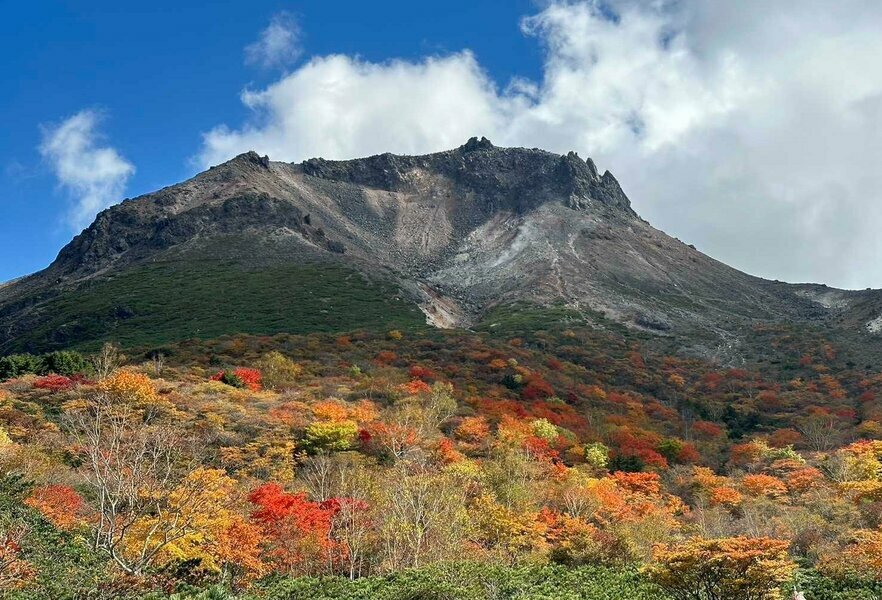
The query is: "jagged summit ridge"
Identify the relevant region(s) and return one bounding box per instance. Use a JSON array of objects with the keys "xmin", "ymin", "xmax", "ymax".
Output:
[{"xmin": 296, "ymin": 137, "xmax": 632, "ymax": 214}]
